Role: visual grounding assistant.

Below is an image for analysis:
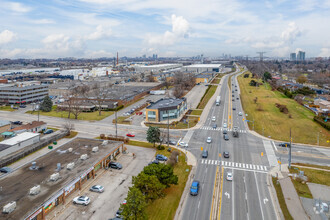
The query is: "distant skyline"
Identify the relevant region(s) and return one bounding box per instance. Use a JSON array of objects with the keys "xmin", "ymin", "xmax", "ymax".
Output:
[{"xmin": 0, "ymin": 0, "xmax": 329, "ymax": 59}]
